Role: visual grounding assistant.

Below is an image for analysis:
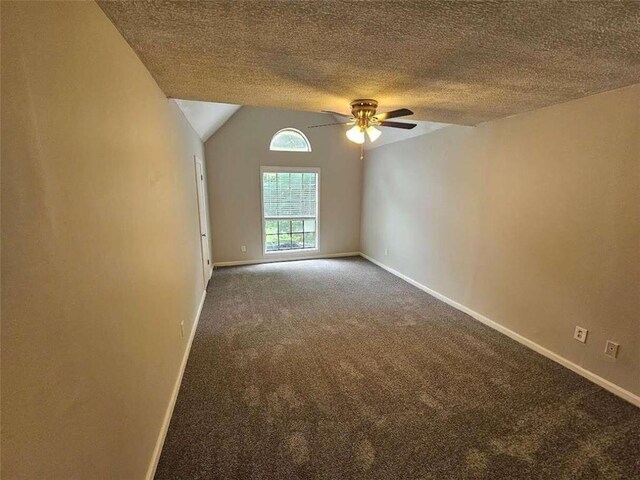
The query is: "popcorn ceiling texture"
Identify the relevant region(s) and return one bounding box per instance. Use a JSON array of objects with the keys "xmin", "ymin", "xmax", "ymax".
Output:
[{"xmin": 98, "ymin": 1, "xmax": 640, "ymax": 125}]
